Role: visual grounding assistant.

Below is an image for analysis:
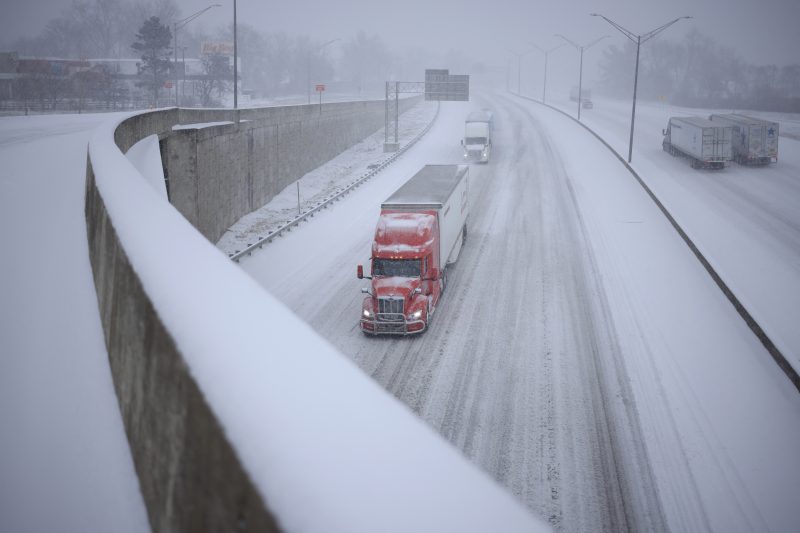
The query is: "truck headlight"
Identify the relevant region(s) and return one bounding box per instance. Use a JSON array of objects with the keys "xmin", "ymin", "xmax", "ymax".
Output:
[
  {"xmin": 410, "ymin": 310, "xmax": 422, "ymax": 320},
  {"xmin": 363, "ymin": 309, "xmax": 372, "ymax": 318}
]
